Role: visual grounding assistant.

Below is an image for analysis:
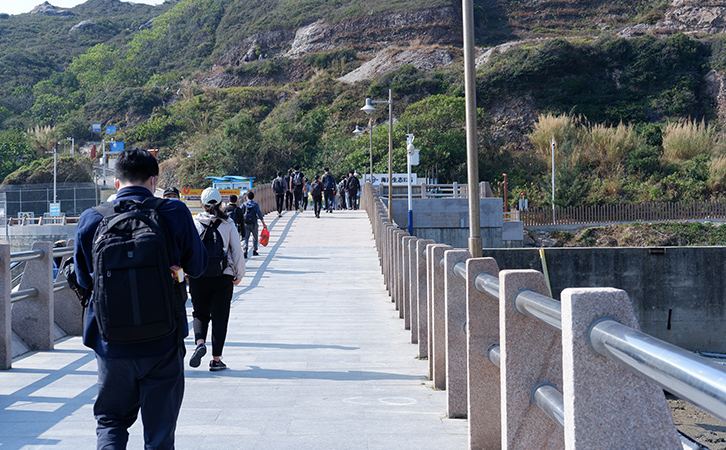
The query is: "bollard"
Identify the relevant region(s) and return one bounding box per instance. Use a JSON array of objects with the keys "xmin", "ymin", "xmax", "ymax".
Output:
[
  {"xmin": 444, "ymin": 249, "xmax": 471, "ymax": 418},
  {"xmin": 415, "ymin": 239, "xmax": 435, "ymax": 354},
  {"xmin": 500, "ymin": 269, "xmax": 563, "ymax": 449},
  {"xmin": 402, "ymin": 235, "xmax": 415, "ymax": 328},
  {"xmin": 428, "ymin": 244, "xmax": 451, "ymax": 389},
  {"xmin": 560, "ymin": 287, "xmax": 681, "ymax": 449},
  {"xmin": 0, "ymin": 244, "xmax": 10, "ymax": 369},
  {"xmin": 12, "ymin": 242, "xmax": 54, "ymax": 352},
  {"xmin": 467, "ymin": 257, "xmax": 501, "ymax": 450}
]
